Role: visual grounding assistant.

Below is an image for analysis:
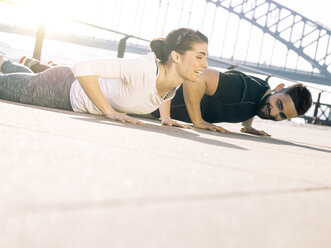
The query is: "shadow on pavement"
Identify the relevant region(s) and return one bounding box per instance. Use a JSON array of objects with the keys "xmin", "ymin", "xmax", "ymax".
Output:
[
  {"xmin": 71, "ymin": 116, "xmax": 248, "ymax": 151},
  {"xmin": 194, "ymin": 129, "xmax": 331, "ymax": 154},
  {"xmin": 3, "ymin": 101, "xmax": 329, "ymax": 153}
]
